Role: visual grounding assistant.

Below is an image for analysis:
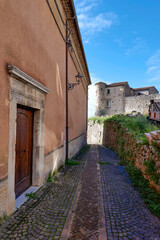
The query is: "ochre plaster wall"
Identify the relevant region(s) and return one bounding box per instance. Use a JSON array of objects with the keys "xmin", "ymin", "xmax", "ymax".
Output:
[{"xmin": 0, "ymin": 0, "xmax": 88, "ymax": 184}]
